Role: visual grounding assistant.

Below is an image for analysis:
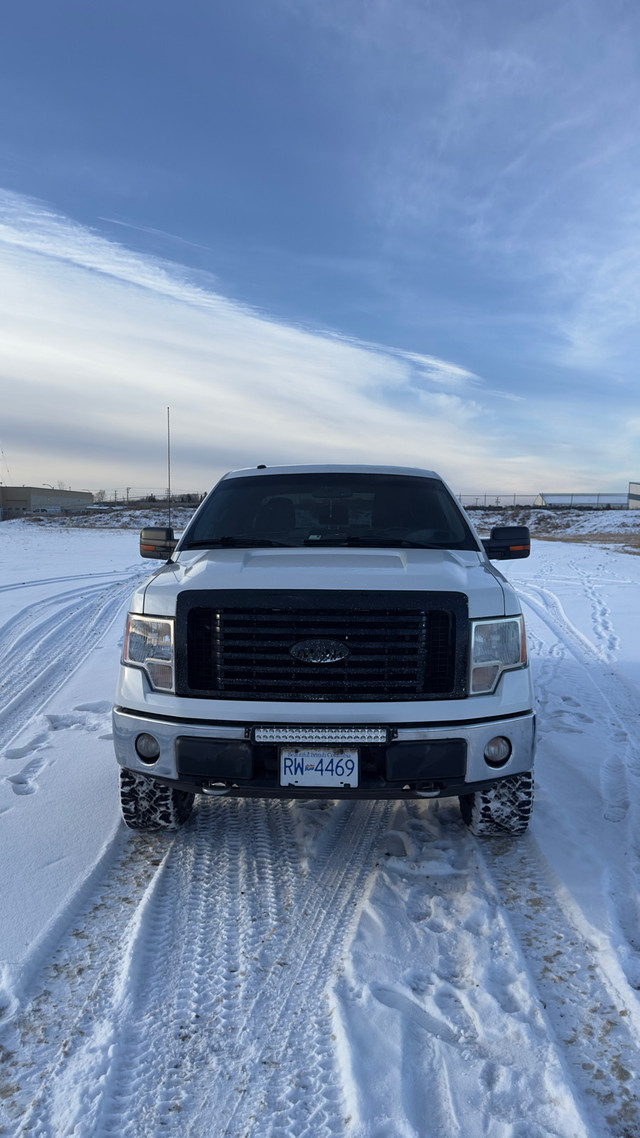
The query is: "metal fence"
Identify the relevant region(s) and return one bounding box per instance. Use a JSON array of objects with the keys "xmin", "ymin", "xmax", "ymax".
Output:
[
  {"xmin": 458, "ymin": 494, "xmax": 538, "ymax": 508},
  {"xmin": 458, "ymin": 493, "xmax": 631, "ymax": 509}
]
